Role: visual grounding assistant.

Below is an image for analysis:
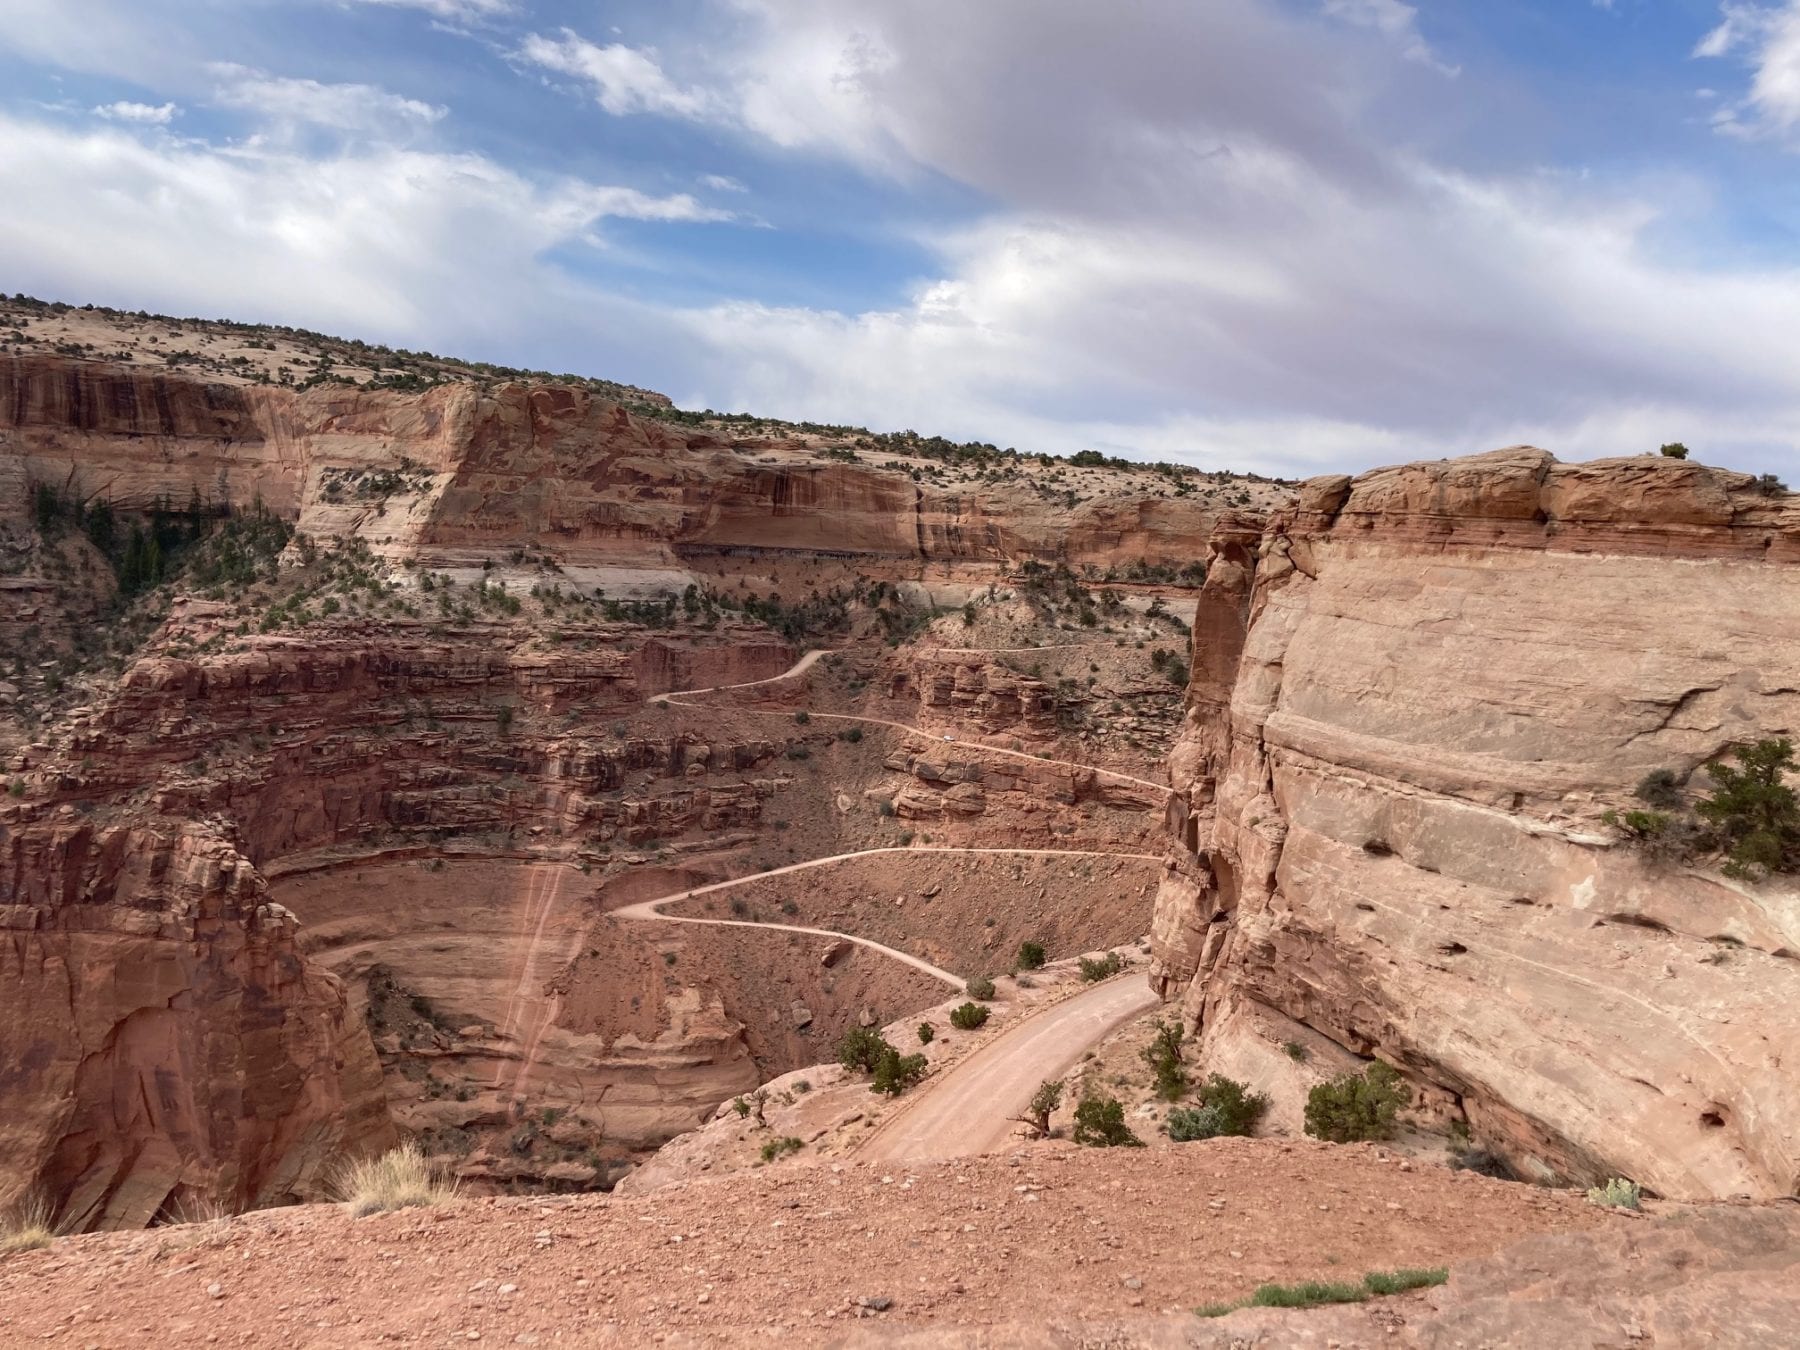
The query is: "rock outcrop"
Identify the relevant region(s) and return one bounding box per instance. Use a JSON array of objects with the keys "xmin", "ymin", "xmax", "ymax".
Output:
[
  {"xmin": 1, "ymin": 355, "xmax": 1249, "ymax": 572},
  {"xmin": 1152, "ymin": 448, "xmax": 1800, "ymax": 1200},
  {"xmin": 0, "ymin": 815, "xmax": 392, "ymax": 1229}
]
